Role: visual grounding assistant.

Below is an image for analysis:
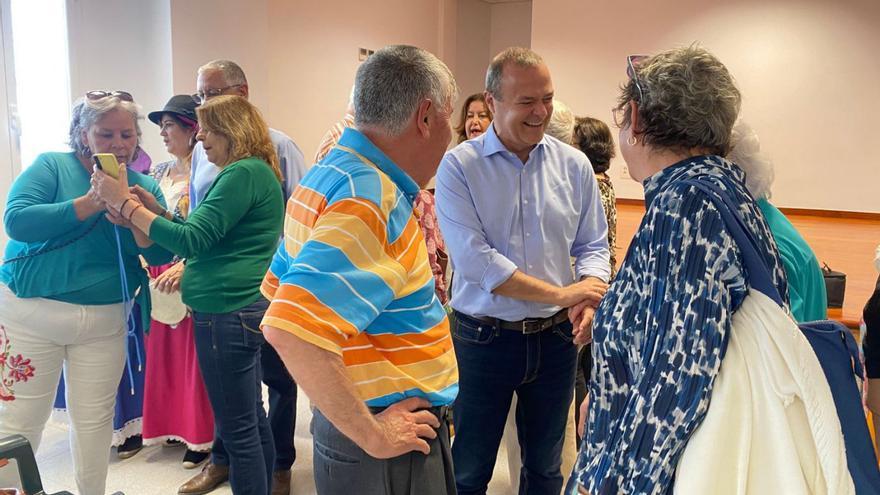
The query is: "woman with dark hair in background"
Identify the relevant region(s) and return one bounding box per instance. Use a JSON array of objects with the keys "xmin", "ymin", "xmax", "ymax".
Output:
[
  {"xmin": 139, "ymin": 95, "xmax": 214, "ymax": 468},
  {"xmin": 570, "ymin": 115, "xmax": 617, "ymax": 446}
]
